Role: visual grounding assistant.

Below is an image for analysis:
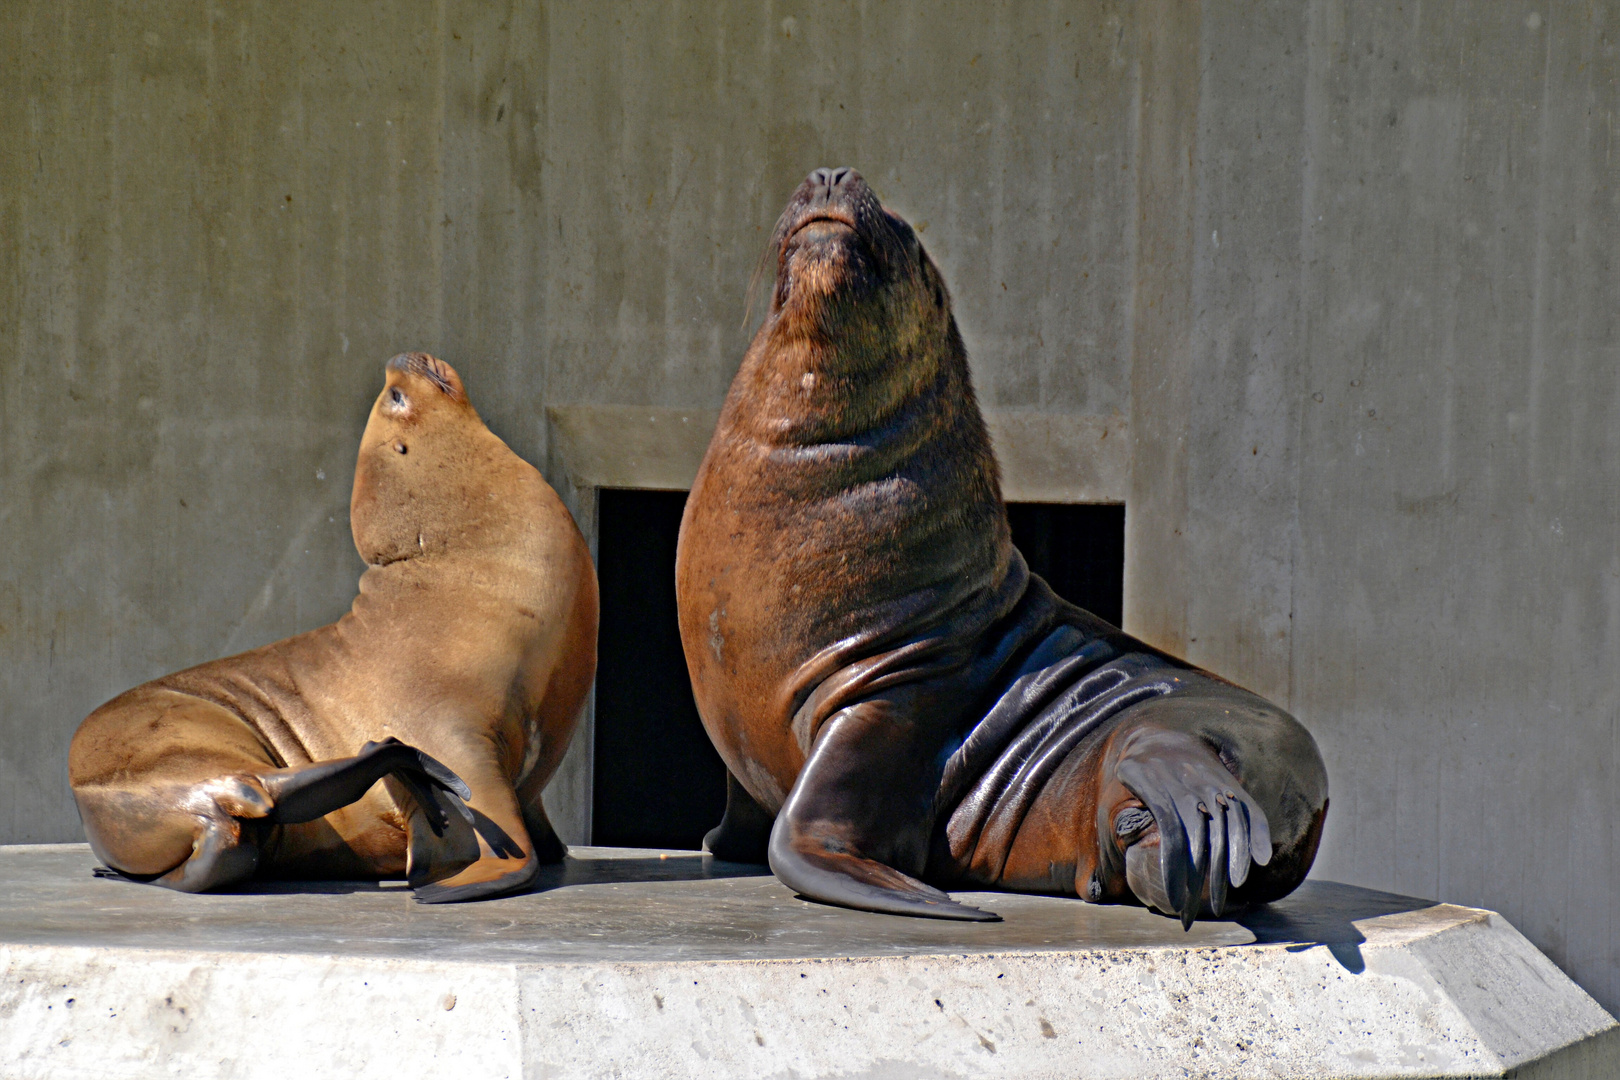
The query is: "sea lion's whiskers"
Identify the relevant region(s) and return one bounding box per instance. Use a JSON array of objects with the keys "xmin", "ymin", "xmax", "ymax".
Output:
[{"xmin": 741, "ymin": 231, "xmax": 778, "ymax": 332}]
